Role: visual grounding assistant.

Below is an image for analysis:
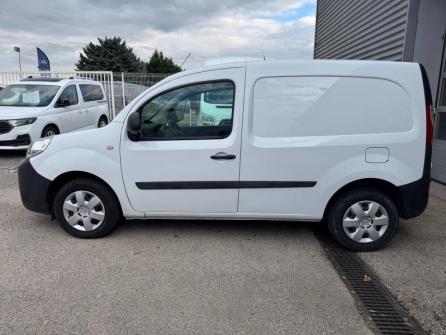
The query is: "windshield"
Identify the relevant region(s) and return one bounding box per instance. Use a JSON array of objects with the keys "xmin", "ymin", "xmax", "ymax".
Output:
[{"xmin": 0, "ymin": 84, "xmax": 60, "ymax": 107}]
